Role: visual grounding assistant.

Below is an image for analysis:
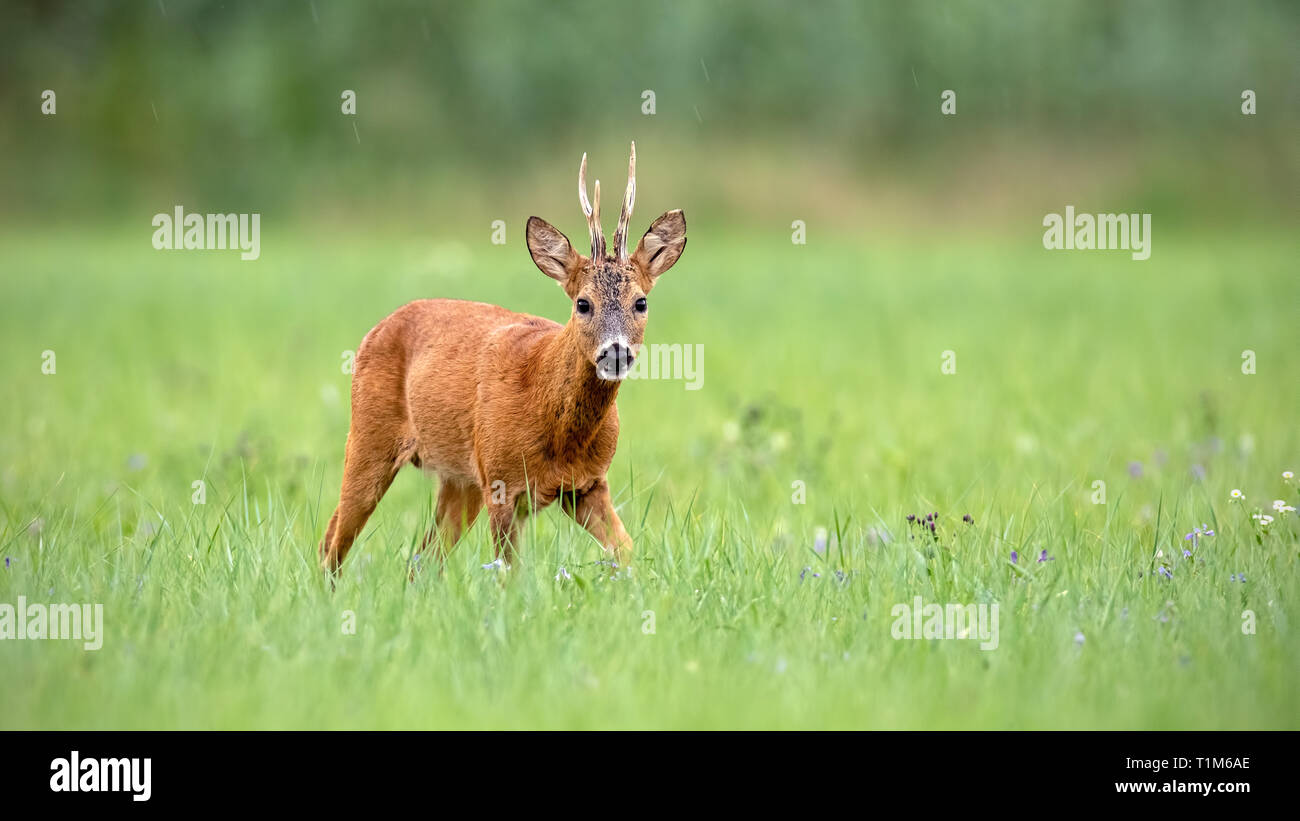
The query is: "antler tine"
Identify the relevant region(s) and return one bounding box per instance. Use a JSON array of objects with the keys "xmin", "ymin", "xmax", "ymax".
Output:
[
  {"xmin": 578, "ymin": 152, "xmax": 605, "ymax": 259},
  {"xmin": 578, "ymin": 153, "xmax": 591, "ymax": 217},
  {"xmin": 614, "ymin": 141, "xmax": 637, "ymax": 261},
  {"xmin": 593, "ymin": 179, "xmax": 604, "ymax": 258}
]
